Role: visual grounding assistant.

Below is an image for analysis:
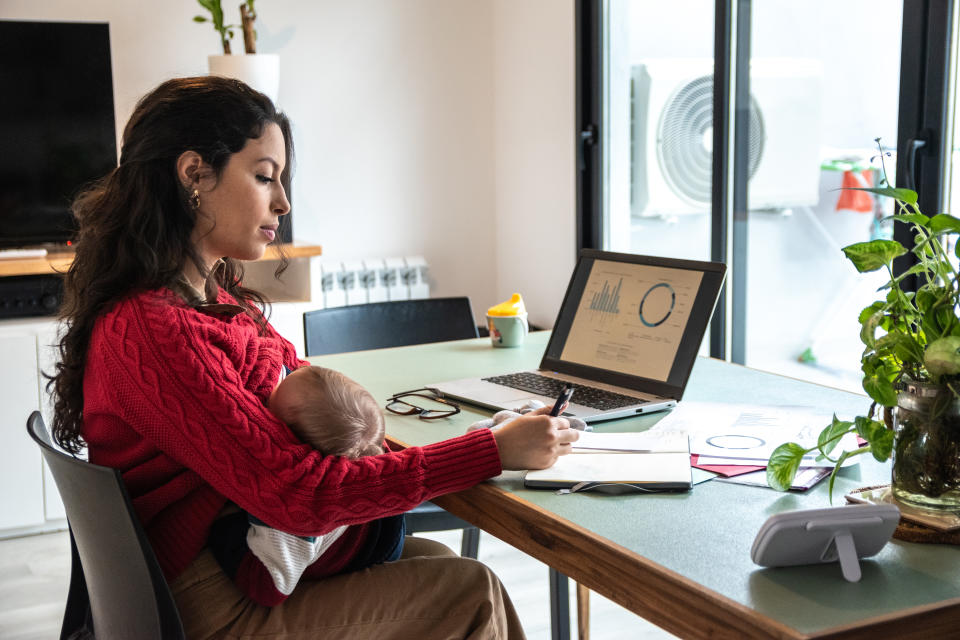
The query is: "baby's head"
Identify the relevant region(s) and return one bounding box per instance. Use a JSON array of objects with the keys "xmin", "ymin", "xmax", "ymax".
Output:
[{"xmin": 269, "ymin": 366, "xmax": 385, "ymax": 458}]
